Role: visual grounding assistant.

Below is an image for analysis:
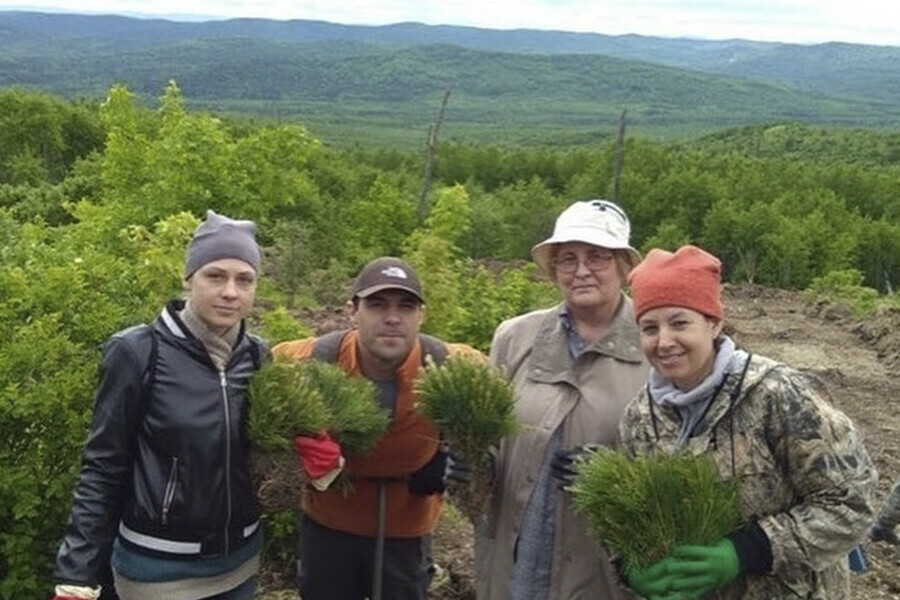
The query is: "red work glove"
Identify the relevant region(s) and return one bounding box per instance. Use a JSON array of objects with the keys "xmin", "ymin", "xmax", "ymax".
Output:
[{"xmin": 294, "ymin": 430, "xmax": 343, "ymax": 481}]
